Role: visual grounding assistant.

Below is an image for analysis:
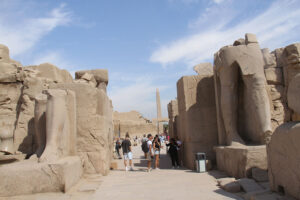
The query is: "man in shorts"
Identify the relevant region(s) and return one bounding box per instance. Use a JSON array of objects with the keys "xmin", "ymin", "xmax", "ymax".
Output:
[
  {"xmin": 121, "ymin": 132, "xmax": 133, "ymax": 171},
  {"xmin": 146, "ymin": 134, "xmax": 153, "ymax": 172}
]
